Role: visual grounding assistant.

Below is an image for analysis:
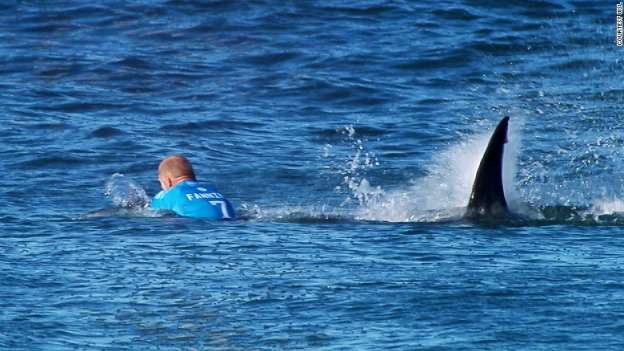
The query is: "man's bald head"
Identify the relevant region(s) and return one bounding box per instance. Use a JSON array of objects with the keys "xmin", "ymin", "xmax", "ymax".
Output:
[{"xmin": 158, "ymin": 155, "xmax": 196, "ymax": 190}]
